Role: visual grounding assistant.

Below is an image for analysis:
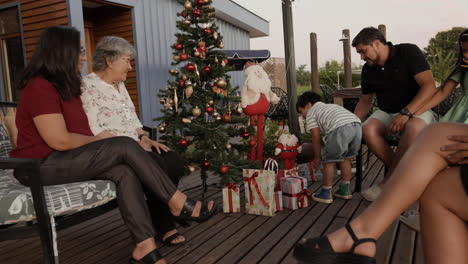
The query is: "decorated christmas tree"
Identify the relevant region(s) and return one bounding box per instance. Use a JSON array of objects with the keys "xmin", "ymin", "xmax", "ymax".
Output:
[{"xmin": 156, "ymin": 0, "xmax": 259, "ymax": 188}]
